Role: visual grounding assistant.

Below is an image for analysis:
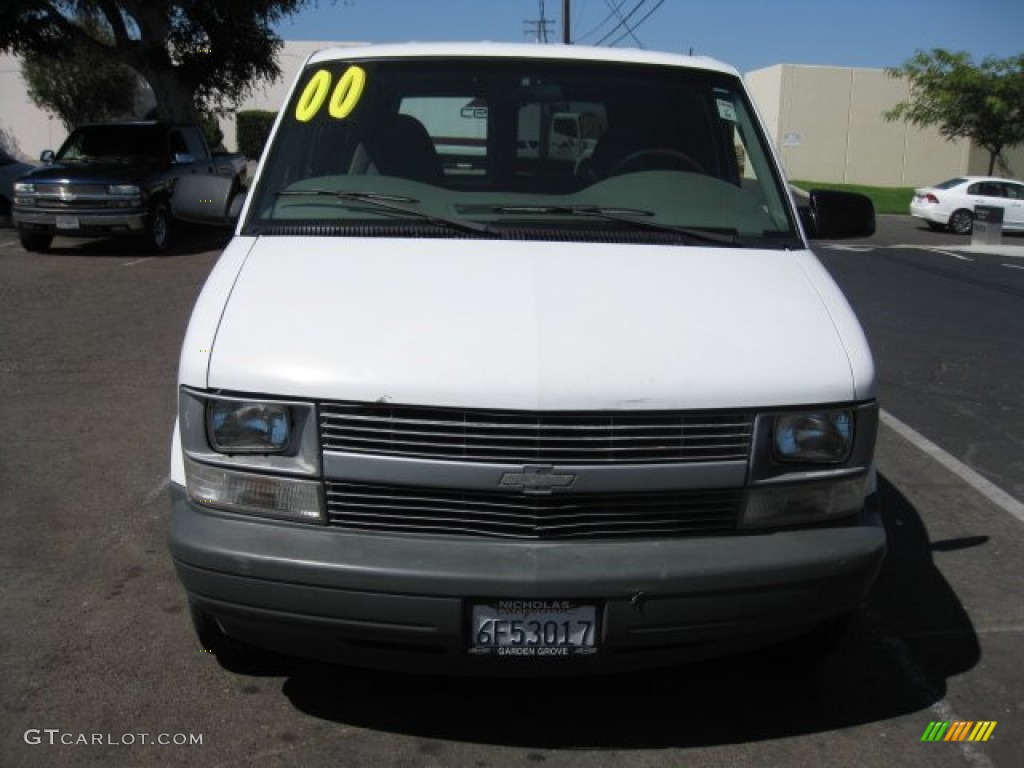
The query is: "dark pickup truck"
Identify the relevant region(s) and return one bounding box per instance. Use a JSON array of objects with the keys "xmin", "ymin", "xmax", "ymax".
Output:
[{"xmin": 12, "ymin": 121, "xmax": 245, "ymax": 253}]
